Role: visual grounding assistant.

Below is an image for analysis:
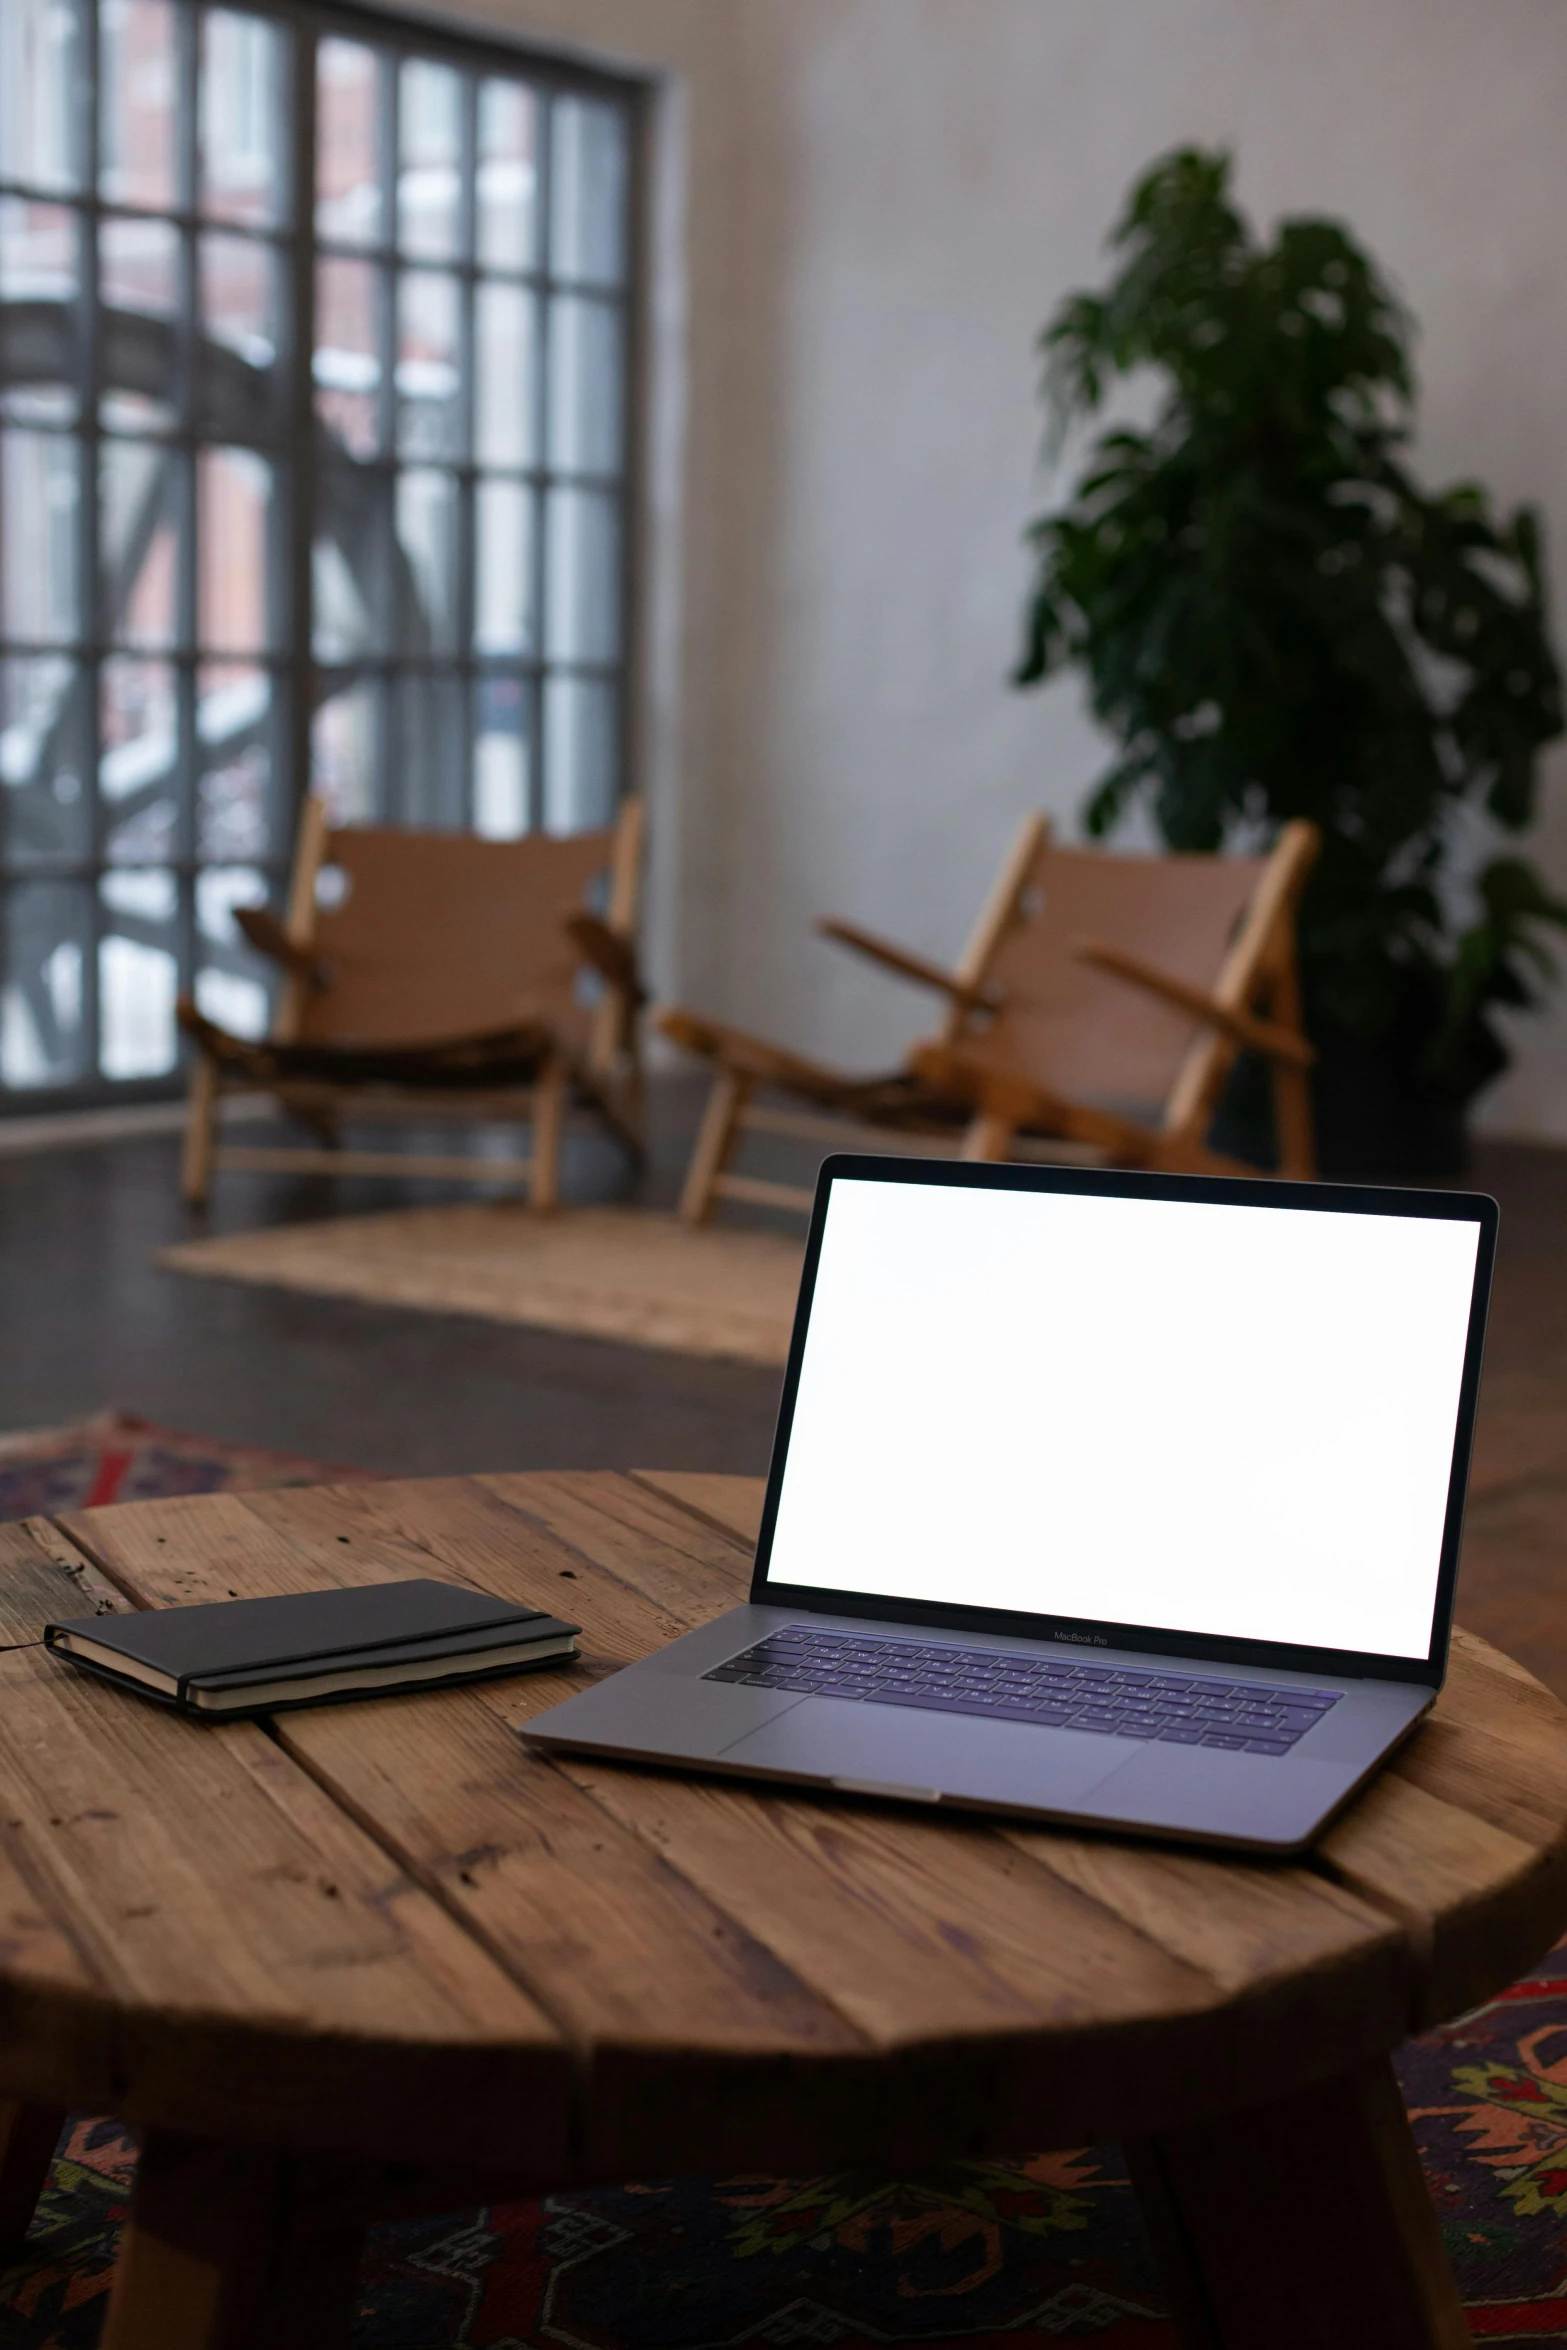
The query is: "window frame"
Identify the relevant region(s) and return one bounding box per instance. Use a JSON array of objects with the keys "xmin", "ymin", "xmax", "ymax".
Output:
[{"xmin": 0, "ymin": 0, "xmax": 648, "ymax": 1112}]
